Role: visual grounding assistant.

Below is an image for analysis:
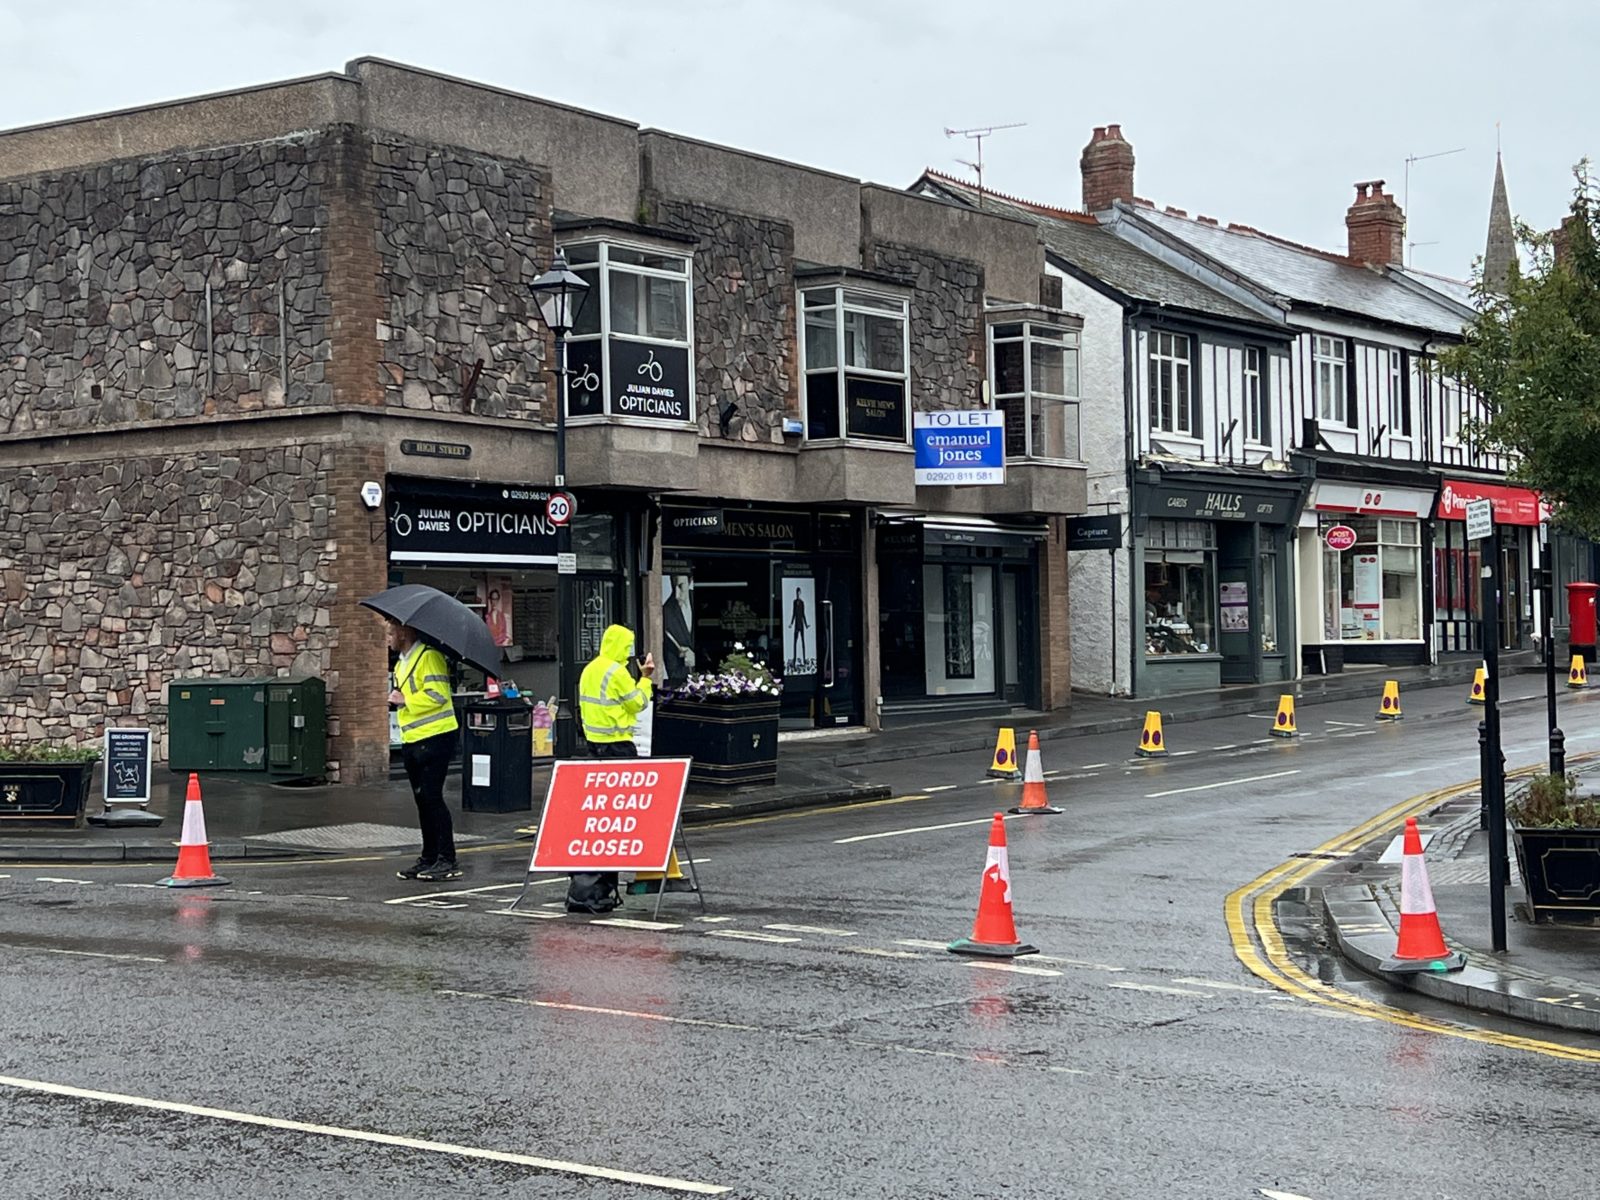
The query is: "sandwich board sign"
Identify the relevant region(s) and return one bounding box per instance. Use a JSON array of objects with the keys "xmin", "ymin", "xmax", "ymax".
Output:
[{"xmin": 103, "ymin": 728, "xmax": 152, "ymax": 805}]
